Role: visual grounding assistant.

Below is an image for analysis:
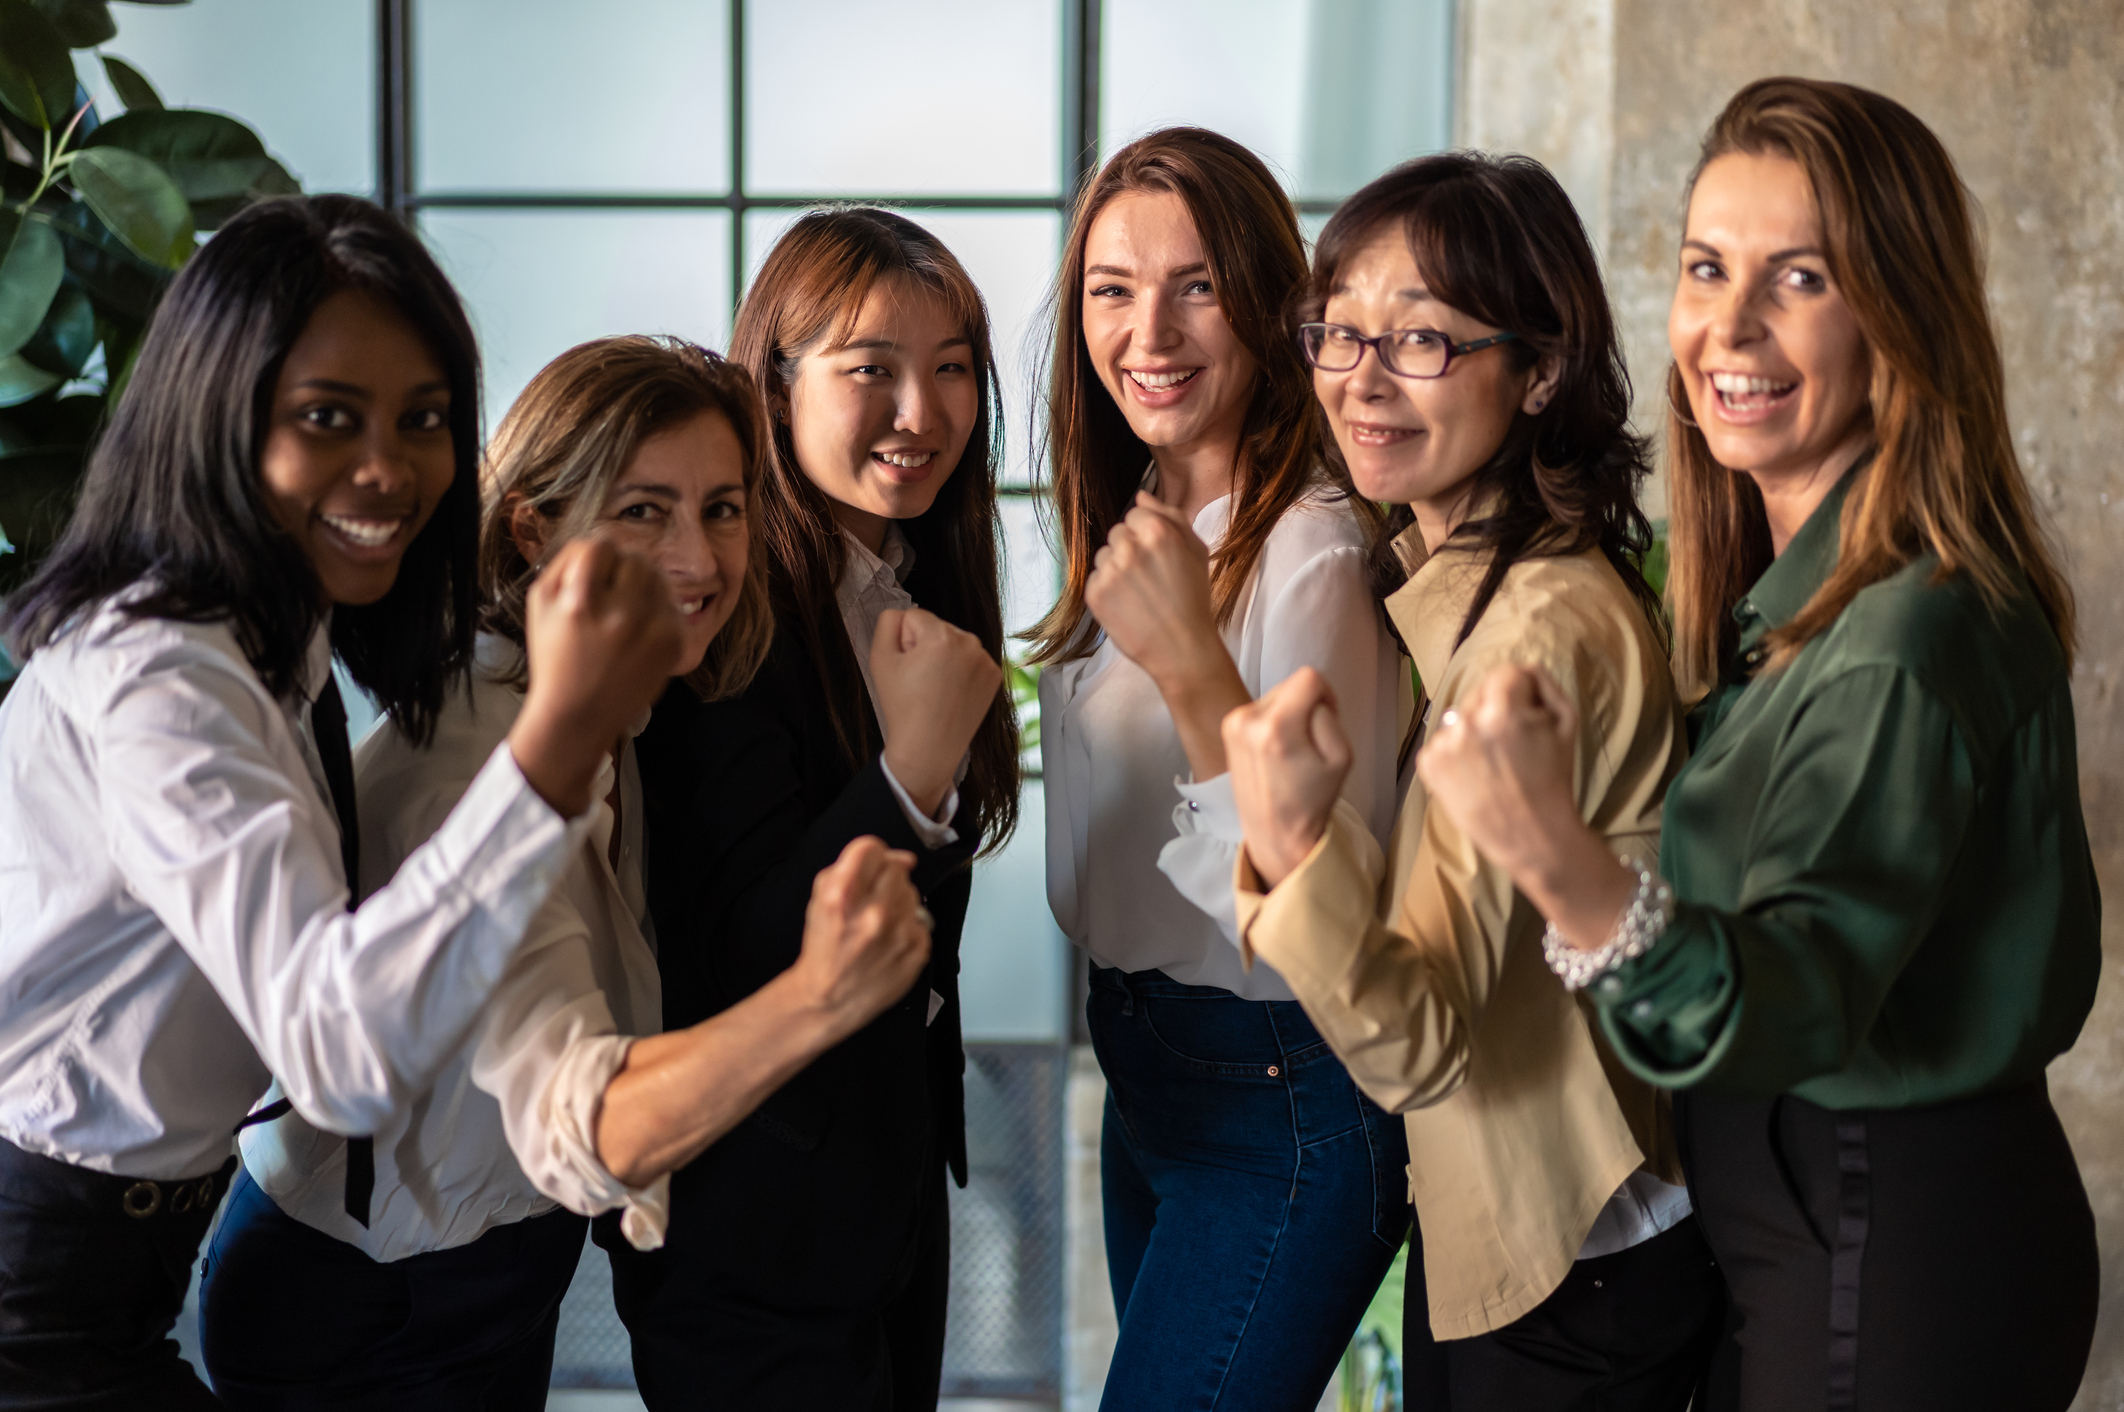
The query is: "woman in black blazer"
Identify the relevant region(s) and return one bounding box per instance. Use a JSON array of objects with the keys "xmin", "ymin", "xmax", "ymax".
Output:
[{"xmin": 604, "ymin": 208, "xmax": 1019, "ymax": 1412}]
